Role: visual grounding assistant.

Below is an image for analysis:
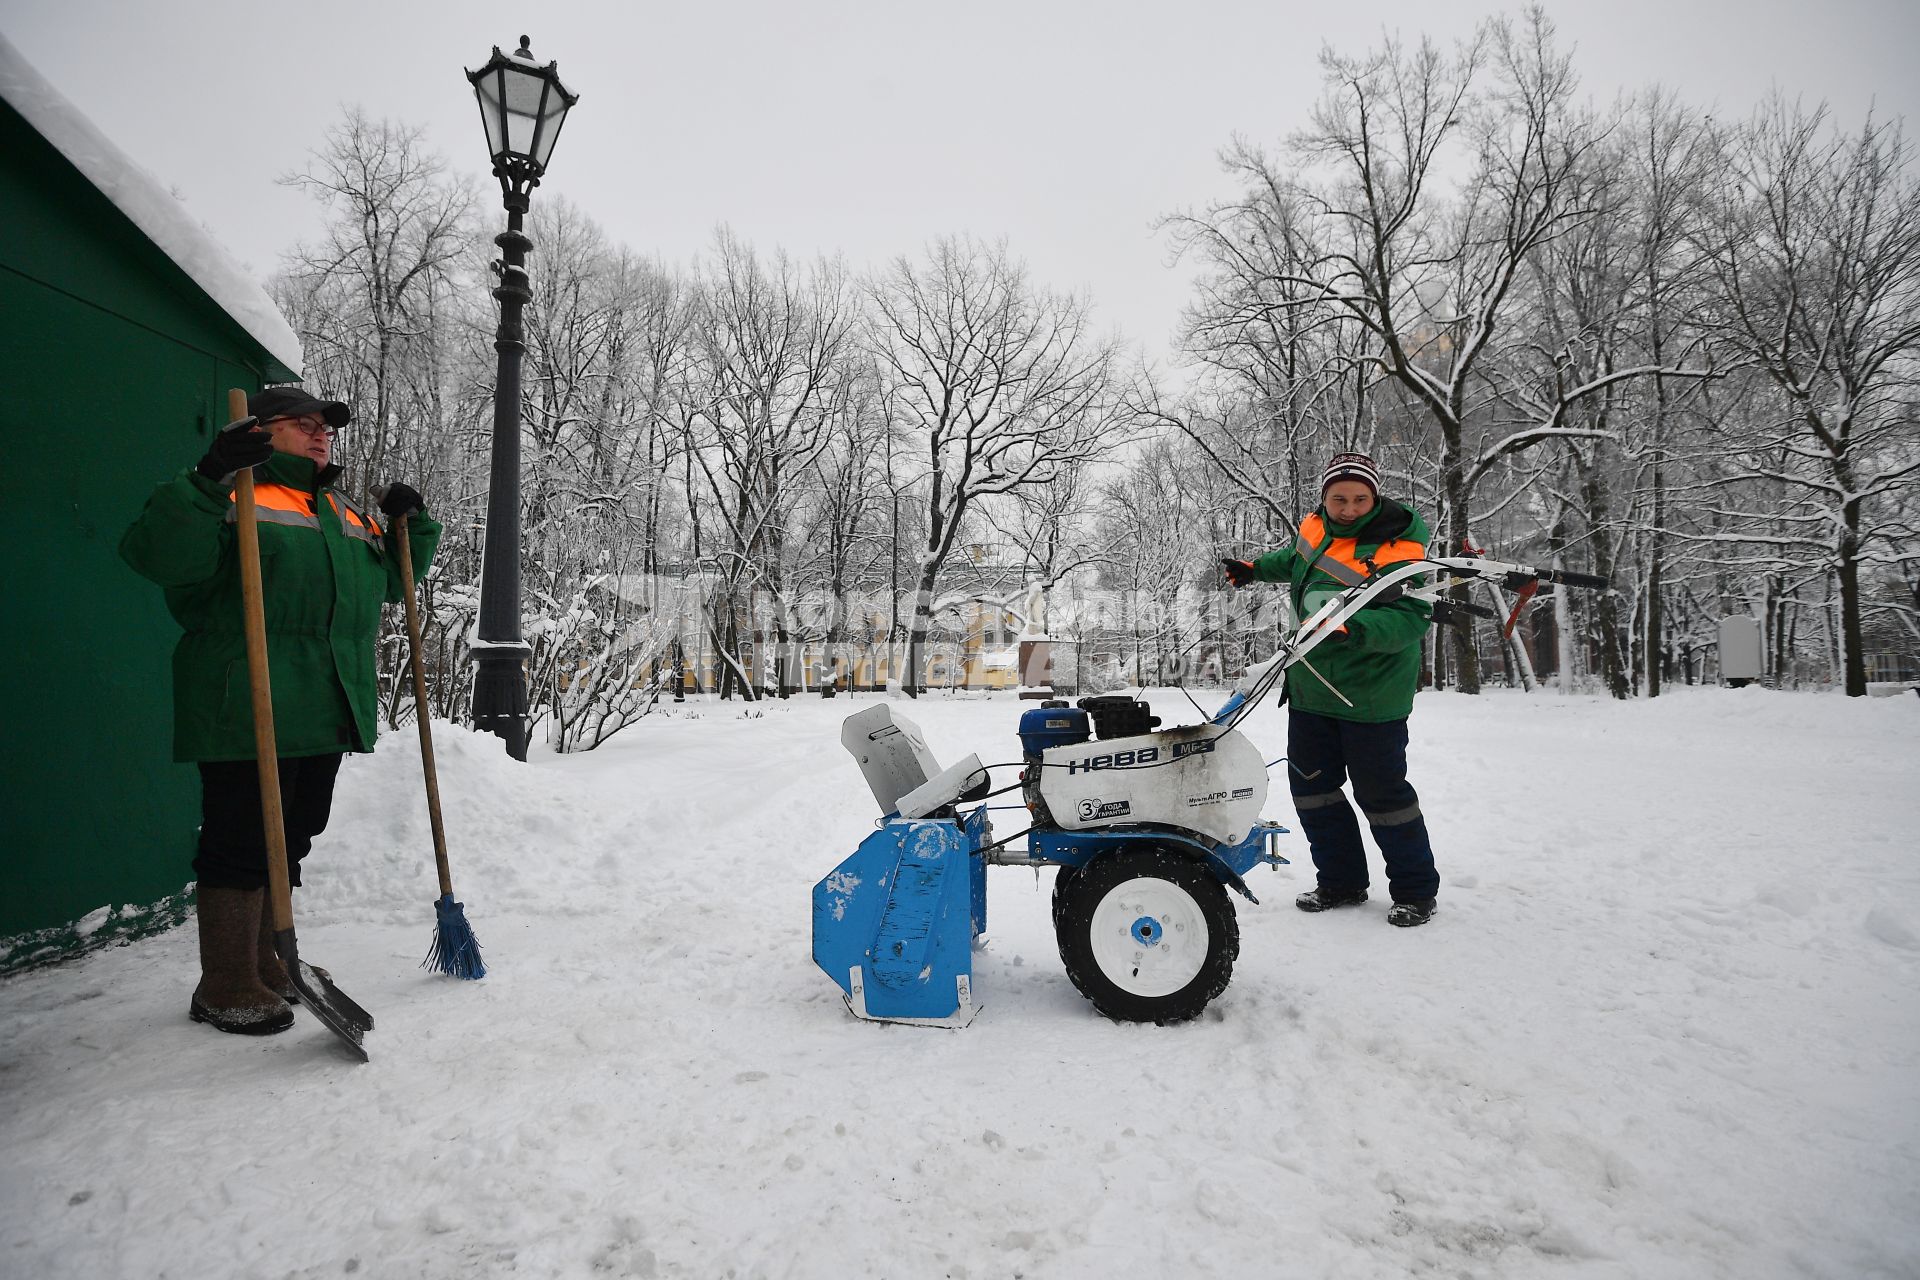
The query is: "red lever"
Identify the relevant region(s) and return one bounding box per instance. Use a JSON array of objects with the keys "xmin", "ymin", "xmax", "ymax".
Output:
[{"xmin": 1502, "ymin": 580, "xmax": 1540, "ymax": 639}]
